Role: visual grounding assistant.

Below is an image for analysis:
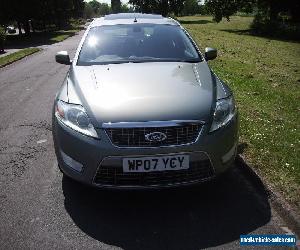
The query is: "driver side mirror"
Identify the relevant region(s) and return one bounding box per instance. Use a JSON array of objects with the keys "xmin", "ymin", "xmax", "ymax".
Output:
[
  {"xmin": 55, "ymin": 51, "xmax": 71, "ymax": 65},
  {"xmin": 205, "ymin": 47, "xmax": 217, "ymax": 61}
]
